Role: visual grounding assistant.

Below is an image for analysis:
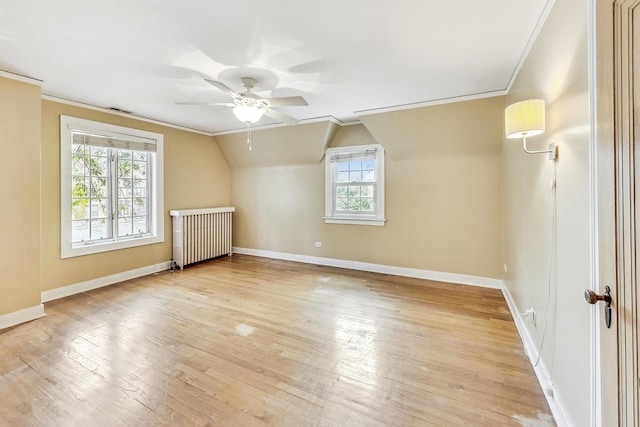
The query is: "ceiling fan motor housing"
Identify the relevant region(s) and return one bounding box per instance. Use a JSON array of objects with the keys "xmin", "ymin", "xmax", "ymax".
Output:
[{"xmin": 241, "ymin": 77, "xmax": 258, "ymax": 91}]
